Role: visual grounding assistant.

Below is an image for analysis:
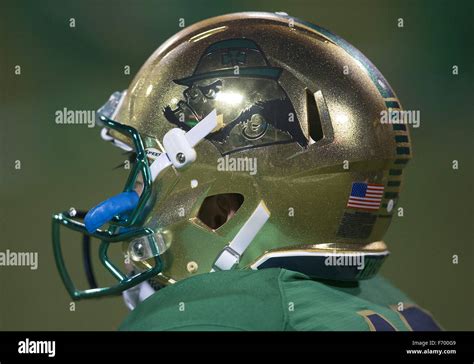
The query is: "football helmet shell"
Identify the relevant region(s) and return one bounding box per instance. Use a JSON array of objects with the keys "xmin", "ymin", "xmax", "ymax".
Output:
[{"xmin": 52, "ymin": 12, "xmax": 411, "ymax": 299}]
